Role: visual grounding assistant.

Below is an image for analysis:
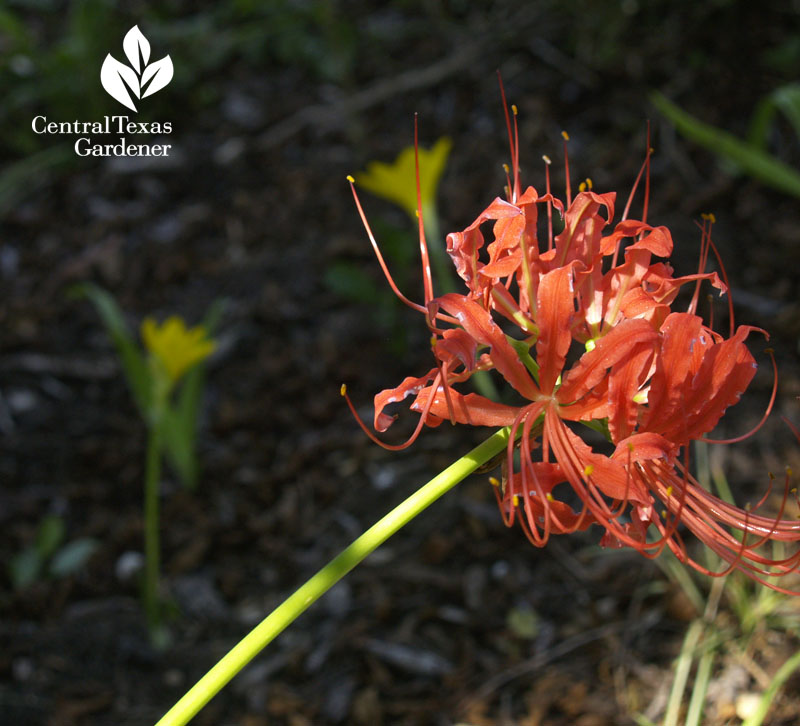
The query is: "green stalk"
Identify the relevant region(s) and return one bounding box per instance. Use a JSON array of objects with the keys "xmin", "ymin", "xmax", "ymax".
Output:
[
  {"xmin": 664, "ymin": 619, "xmax": 704, "ymax": 726},
  {"xmin": 684, "ymin": 646, "xmax": 714, "ymax": 726},
  {"xmin": 144, "ymin": 421, "xmax": 163, "ymax": 635},
  {"xmin": 154, "ymin": 426, "xmax": 512, "ymax": 726}
]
